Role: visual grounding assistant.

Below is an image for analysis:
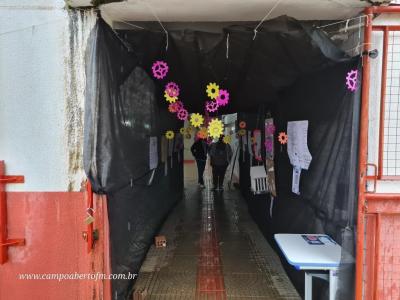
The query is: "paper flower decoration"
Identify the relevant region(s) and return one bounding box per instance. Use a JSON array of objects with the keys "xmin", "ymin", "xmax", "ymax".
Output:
[
  {"xmin": 208, "ymin": 118, "xmax": 224, "ymax": 139},
  {"xmin": 152, "ymin": 61, "xmax": 169, "ymax": 79},
  {"xmin": 190, "ymin": 113, "xmax": 204, "ymax": 128},
  {"xmin": 175, "ymin": 101, "xmax": 184, "ymax": 111},
  {"xmin": 197, "ymin": 130, "xmax": 208, "ymax": 139},
  {"xmin": 346, "ymin": 69, "xmax": 358, "ymax": 92},
  {"xmin": 165, "ymin": 130, "xmax": 174, "ymax": 140},
  {"xmin": 223, "ymin": 135, "xmax": 232, "ymax": 144},
  {"xmin": 168, "ymin": 103, "xmax": 178, "ymax": 113},
  {"xmin": 177, "ymin": 108, "xmax": 189, "ymax": 121},
  {"xmin": 238, "ymin": 129, "xmax": 246, "ymax": 136},
  {"xmin": 206, "ymin": 100, "xmax": 219, "ymax": 112},
  {"xmin": 278, "ymin": 132, "xmax": 288, "ymax": 145},
  {"xmin": 185, "ymin": 133, "xmax": 192, "ymax": 139},
  {"xmin": 165, "ymin": 82, "xmax": 180, "ymax": 97},
  {"xmin": 239, "ymin": 121, "xmax": 246, "ymax": 129},
  {"xmin": 216, "ymin": 89, "xmax": 229, "ymax": 106},
  {"xmin": 180, "ymin": 127, "xmax": 186, "ymax": 135},
  {"xmin": 186, "ymin": 126, "xmax": 193, "ymax": 133},
  {"xmin": 266, "ymin": 123, "xmax": 276, "ymax": 135},
  {"xmin": 265, "ymin": 139, "xmax": 274, "ymax": 152},
  {"xmin": 206, "ymin": 83, "xmax": 220, "ymax": 100},
  {"xmin": 164, "ymin": 91, "xmax": 177, "ymax": 104}
]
